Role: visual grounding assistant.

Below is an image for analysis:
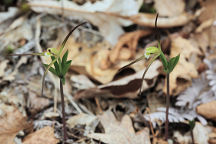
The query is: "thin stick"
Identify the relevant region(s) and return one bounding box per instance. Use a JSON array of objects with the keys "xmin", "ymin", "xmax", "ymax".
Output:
[
  {"xmin": 60, "ymin": 79, "xmax": 67, "ymax": 143},
  {"xmin": 165, "ymin": 73, "xmax": 170, "ymax": 140},
  {"xmin": 190, "ymin": 128, "xmax": 195, "ymax": 144}
]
